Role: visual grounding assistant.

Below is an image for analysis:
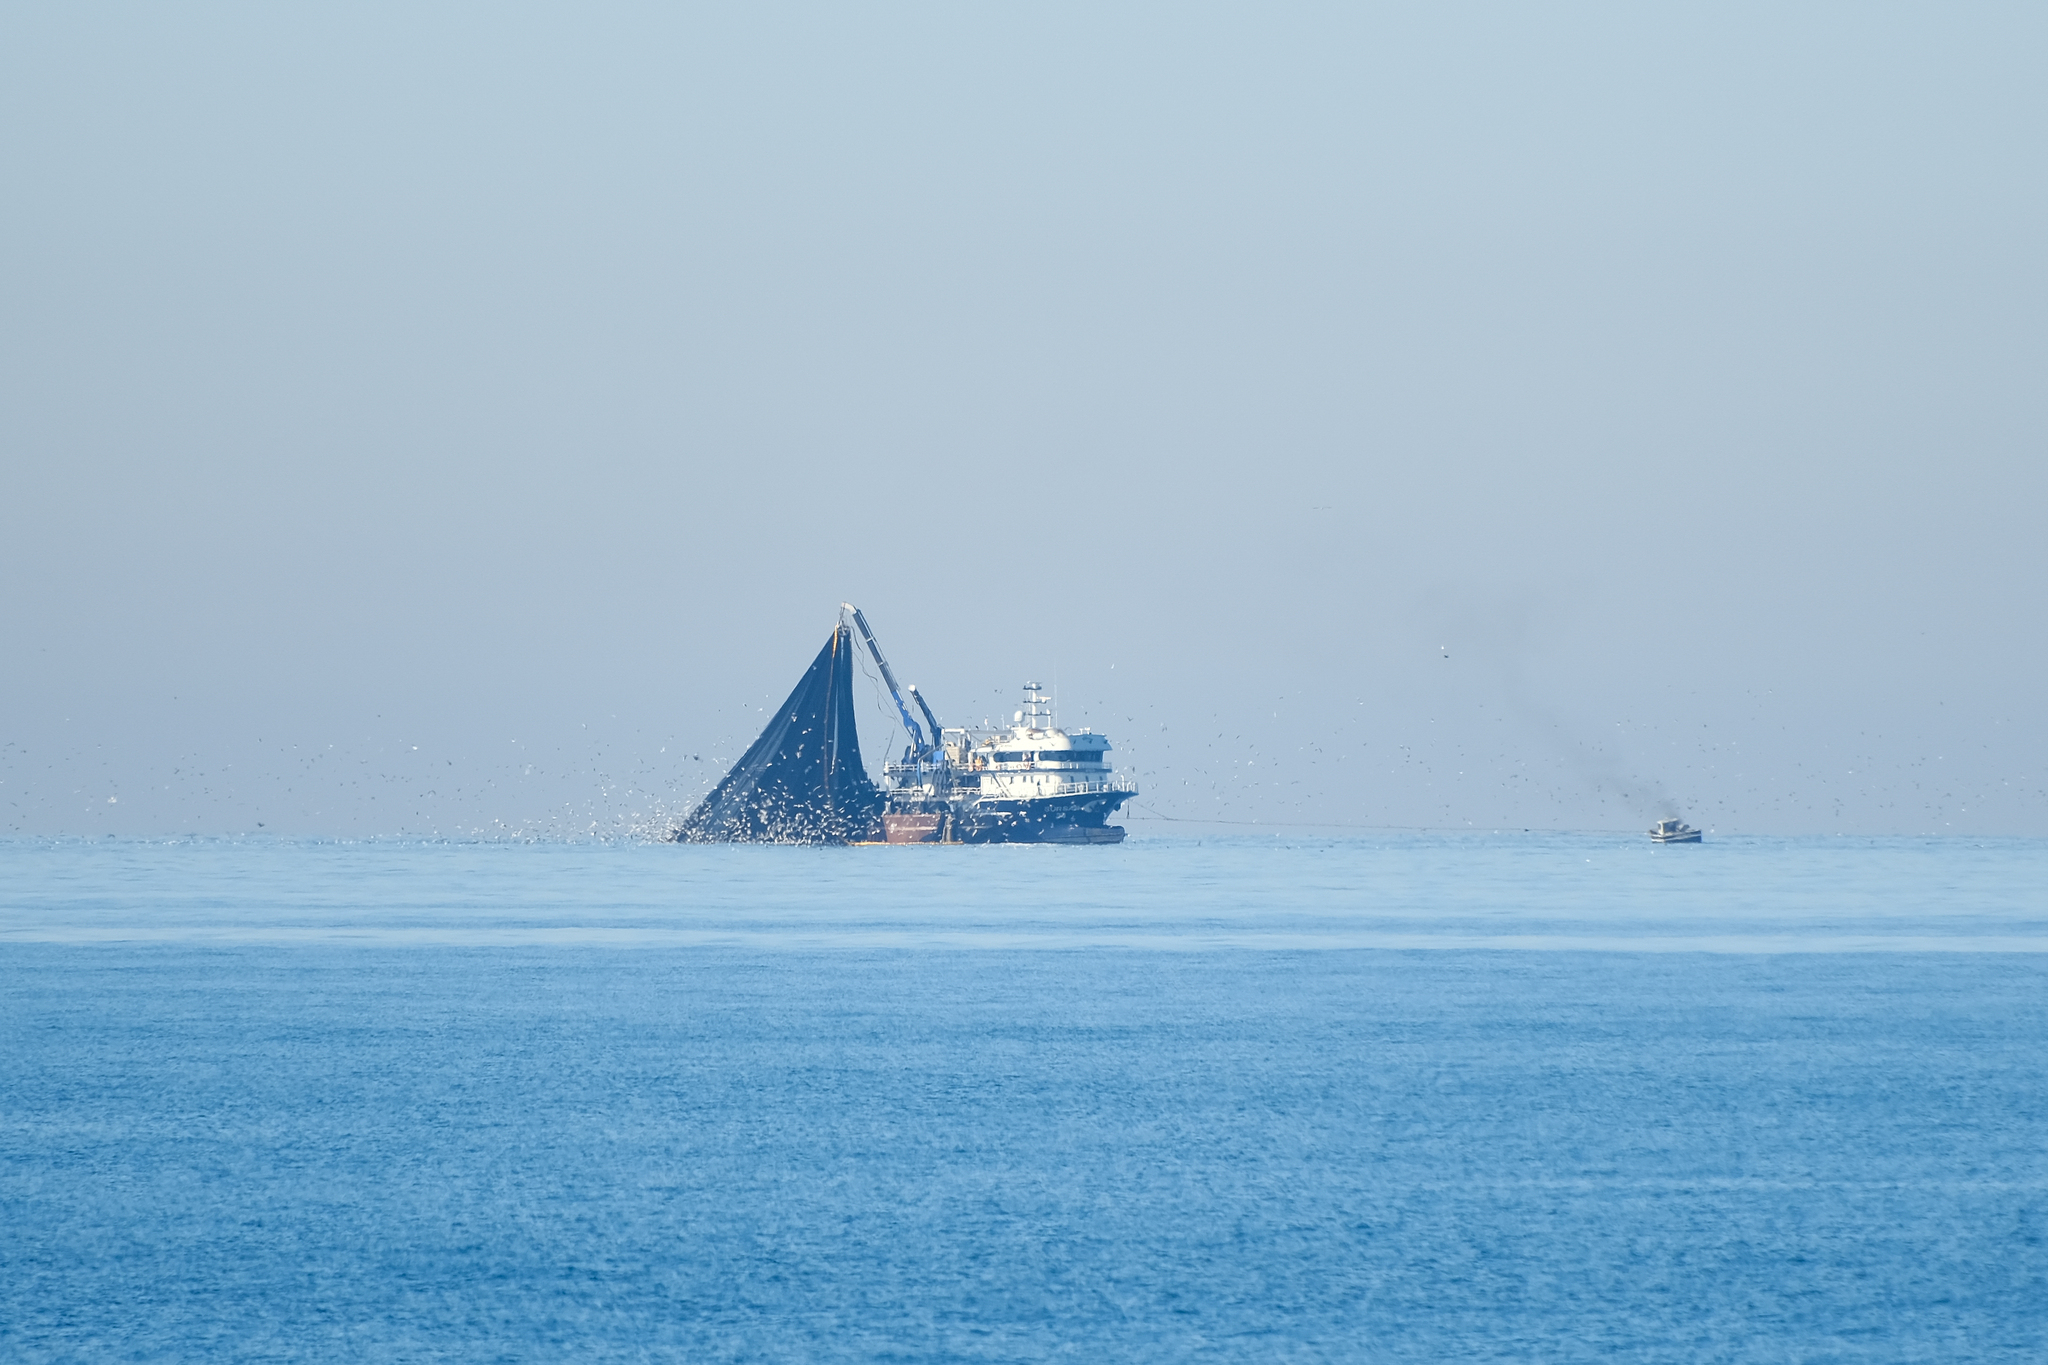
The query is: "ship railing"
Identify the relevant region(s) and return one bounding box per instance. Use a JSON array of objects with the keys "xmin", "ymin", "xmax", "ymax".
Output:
[
  {"xmin": 977, "ymin": 774, "xmax": 1138, "ymax": 798},
  {"xmin": 881, "ymin": 765, "xmax": 1135, "ymax": 799}
]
